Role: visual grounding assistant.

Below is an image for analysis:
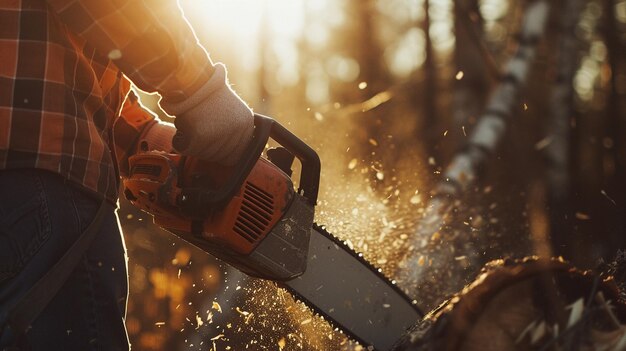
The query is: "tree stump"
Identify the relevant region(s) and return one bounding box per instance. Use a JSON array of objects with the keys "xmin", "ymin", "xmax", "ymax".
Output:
[{"xmin": 394, "ymin": 257, "xmax": 626, "ymax": 351}]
